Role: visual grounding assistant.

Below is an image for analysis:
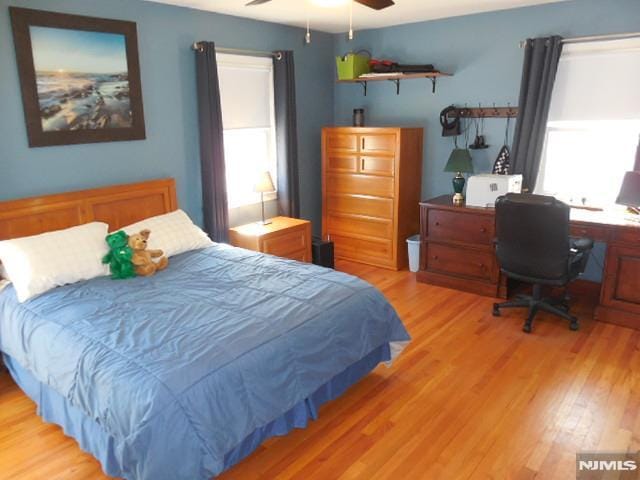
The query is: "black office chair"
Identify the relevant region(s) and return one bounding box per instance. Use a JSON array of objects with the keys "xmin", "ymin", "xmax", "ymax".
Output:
[{"xmin": 492, "ymin": 193, "xmax": 594, "ymax": 333}]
